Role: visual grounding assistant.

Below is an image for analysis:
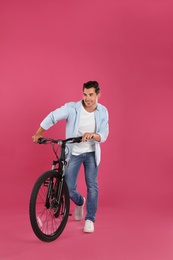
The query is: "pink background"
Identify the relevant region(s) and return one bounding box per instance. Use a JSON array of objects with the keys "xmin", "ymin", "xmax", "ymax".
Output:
[{"xmin": 1, "ymin": 0, "xmax": 173, "ymax": 259}]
